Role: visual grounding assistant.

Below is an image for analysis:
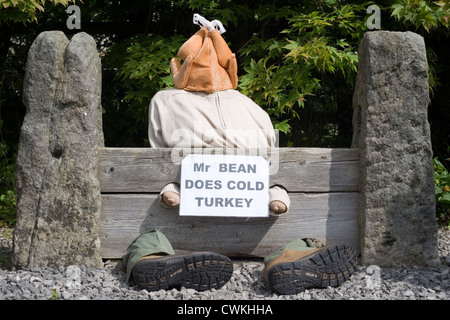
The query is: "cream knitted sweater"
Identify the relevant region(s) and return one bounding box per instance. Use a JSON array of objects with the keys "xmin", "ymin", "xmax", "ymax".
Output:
[
  {"xmin": 148, "ymin": 88, "xmax": 275, "ymax": 149},
  {"xmin": 148, "ymin": 88, "xmax": 290, "ymax": 215}
]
